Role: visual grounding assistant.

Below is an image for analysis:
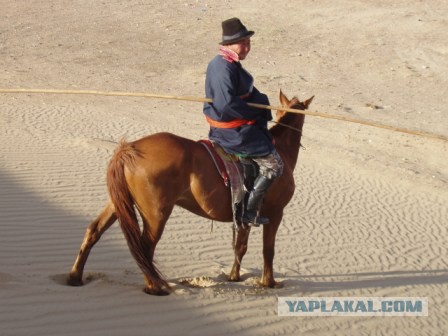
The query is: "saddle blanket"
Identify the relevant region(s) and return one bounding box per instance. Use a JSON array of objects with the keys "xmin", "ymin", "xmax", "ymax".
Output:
[{"xmin": 198, "ymin": 140, "xmax": 245, "ymax": 225}]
